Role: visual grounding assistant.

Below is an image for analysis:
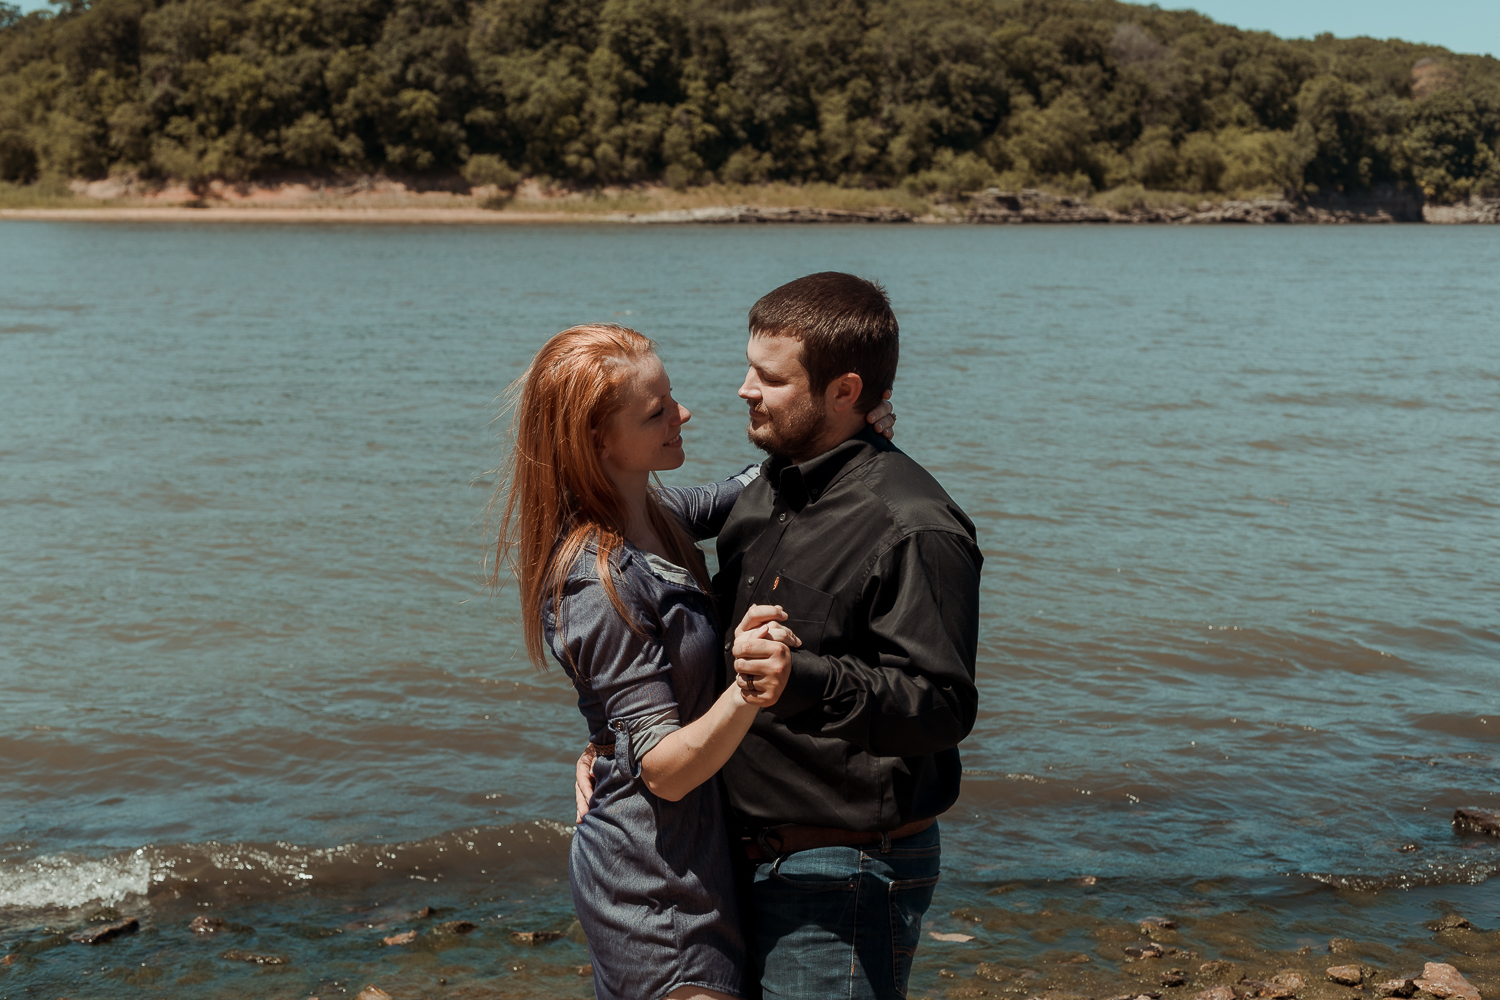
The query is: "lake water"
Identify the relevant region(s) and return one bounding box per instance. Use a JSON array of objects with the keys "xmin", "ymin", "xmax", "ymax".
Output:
[{"xmin": 1, "ymin": 221, "xmax": 1498, "ymax": 999}]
